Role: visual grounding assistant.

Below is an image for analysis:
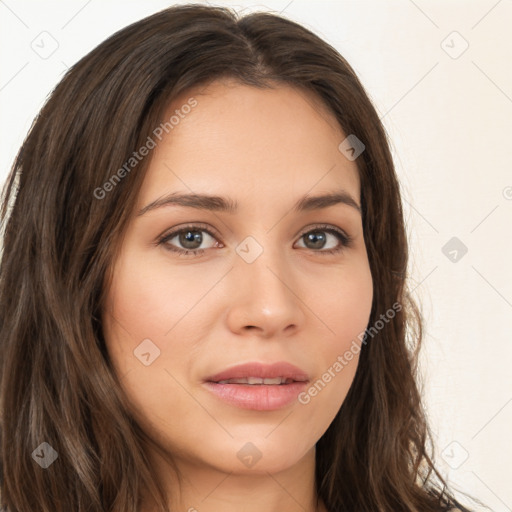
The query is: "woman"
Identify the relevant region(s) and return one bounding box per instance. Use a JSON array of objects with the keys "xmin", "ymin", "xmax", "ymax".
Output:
[{"xmin": 0, "ymin": 4, "xmax": 478, "ymax": 511}]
